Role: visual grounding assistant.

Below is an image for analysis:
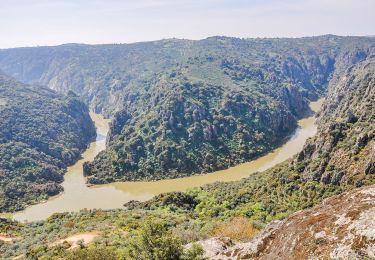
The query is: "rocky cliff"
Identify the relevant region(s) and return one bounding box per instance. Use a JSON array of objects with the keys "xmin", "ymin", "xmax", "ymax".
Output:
[
  {"xmin": 294, "ymin": 58, "xmax": 375, "ymax": 186},
  {"xmin": 194, "ymin": 184, "xmax": 375, "ymax": 259}
]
